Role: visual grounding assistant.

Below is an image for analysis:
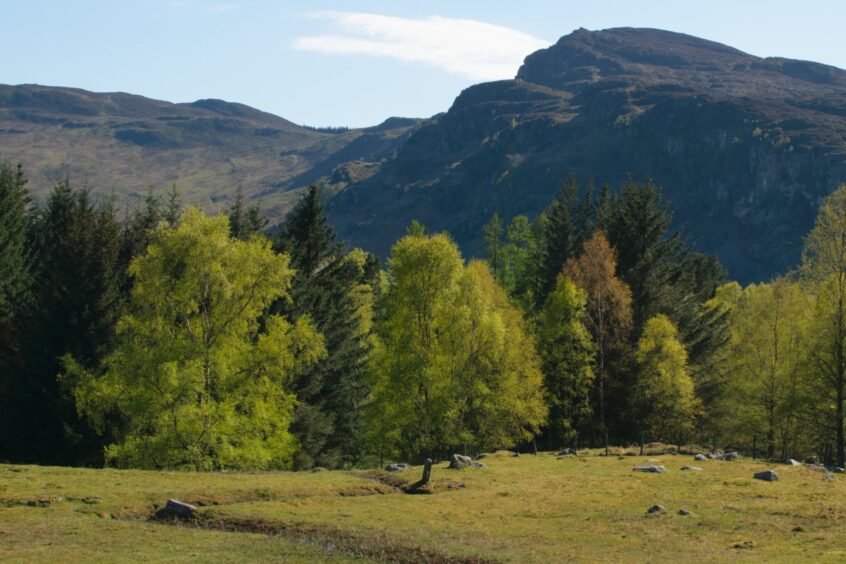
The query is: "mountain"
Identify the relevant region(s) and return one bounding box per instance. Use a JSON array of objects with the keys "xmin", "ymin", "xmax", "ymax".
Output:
[
  {"xmin": 0, "ymin": 84, "xmax": 420, "ymax": 221},
  {"xmin": 327, "ymin": 28, "xmax": 846, "ymax": 282}
]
